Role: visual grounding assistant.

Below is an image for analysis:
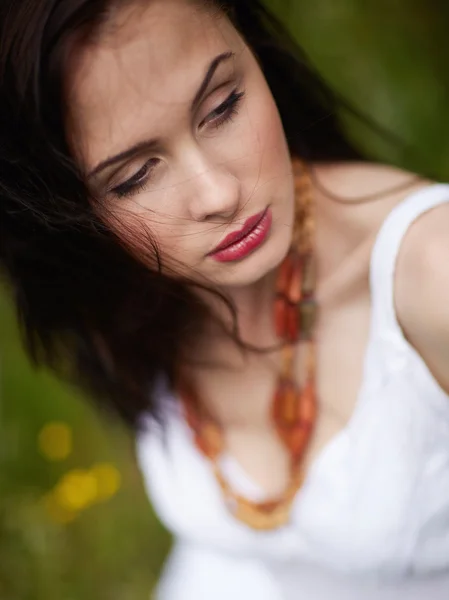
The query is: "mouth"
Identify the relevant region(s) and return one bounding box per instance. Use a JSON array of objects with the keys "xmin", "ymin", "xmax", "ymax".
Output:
[{"xmin": 208, "ymin": 207, "xmax": 272, "ymax": 263}]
